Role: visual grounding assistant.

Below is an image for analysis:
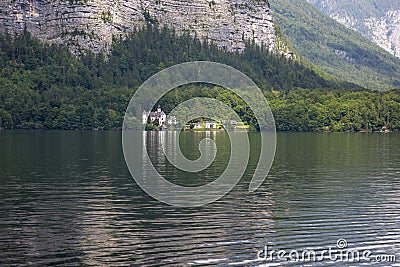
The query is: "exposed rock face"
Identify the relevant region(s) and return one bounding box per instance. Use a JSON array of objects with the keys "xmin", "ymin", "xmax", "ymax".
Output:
[
  {"xmin": 305, "ymin": 0, "xmax": 400, "ymax": 58},
  {"xmin": 0, "ymin": 0, "xmax": 276, "ymax": 54},
  {"xmin": 362, "ymin": 10, "xmax": 400, "ymax": 58}
]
